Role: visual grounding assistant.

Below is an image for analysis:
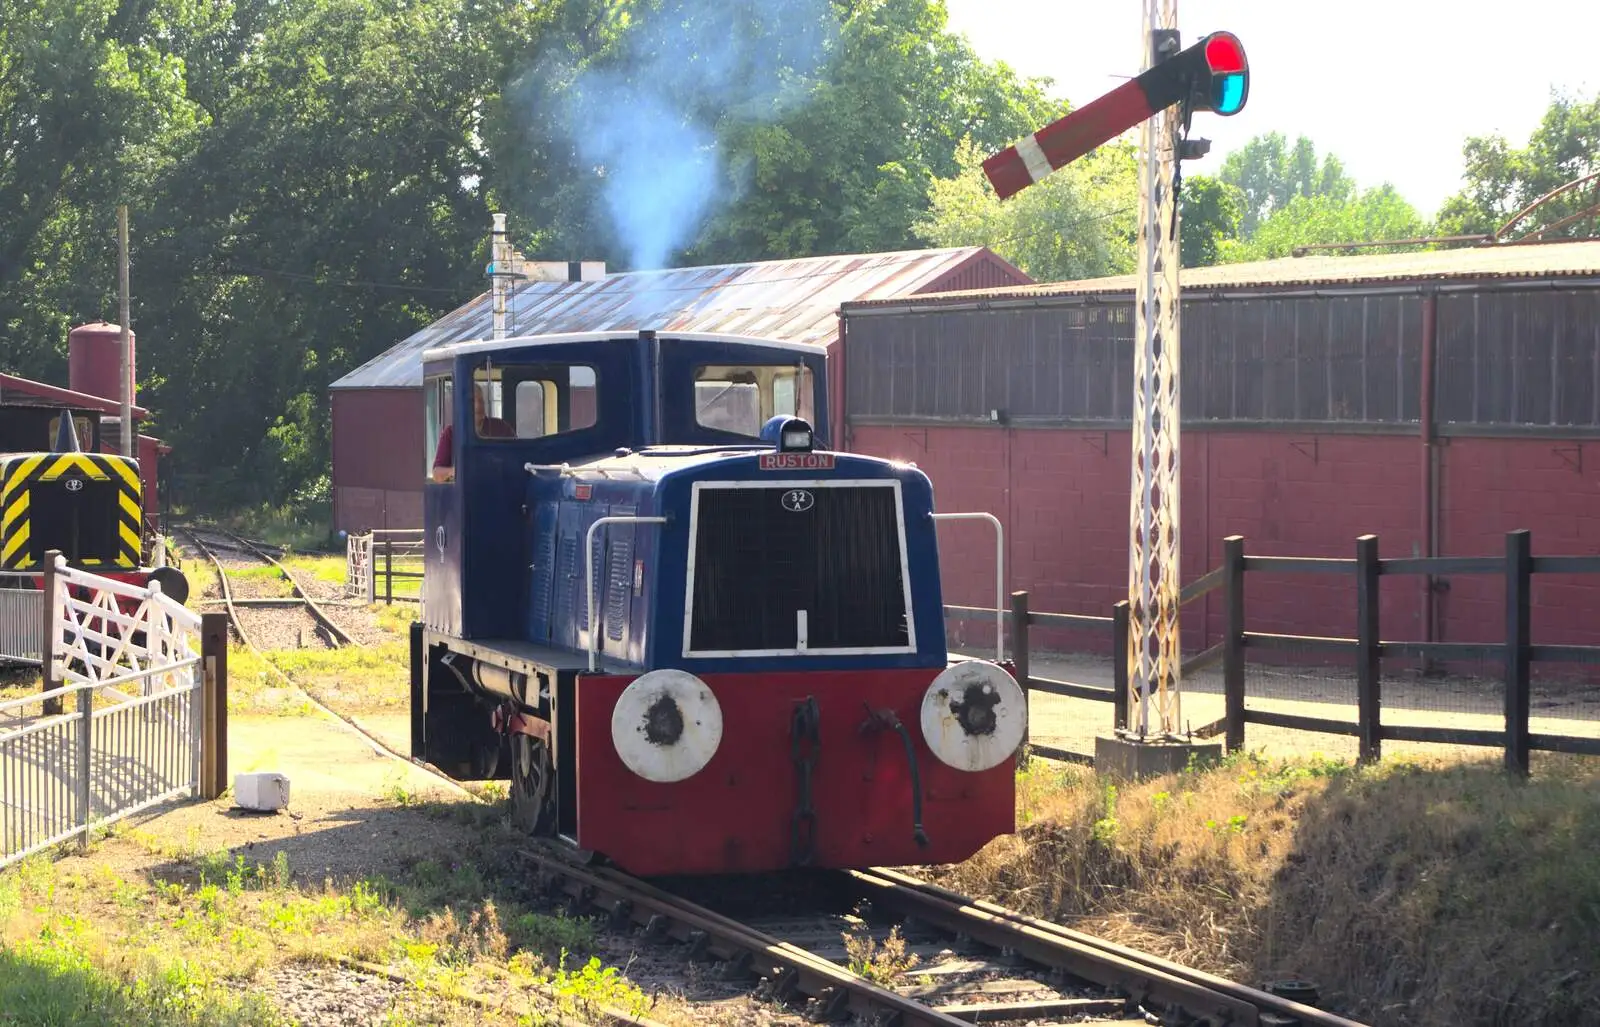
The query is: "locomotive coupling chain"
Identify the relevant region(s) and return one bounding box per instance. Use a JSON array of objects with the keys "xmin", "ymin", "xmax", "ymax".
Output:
[{"xmin": 789, "ymin": 696, "xmax": 821, "ymax": 867}]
